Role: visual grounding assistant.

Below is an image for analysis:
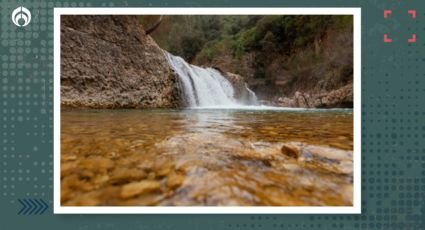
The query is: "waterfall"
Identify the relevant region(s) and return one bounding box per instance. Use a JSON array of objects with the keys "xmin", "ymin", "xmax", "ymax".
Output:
[
  {"xmin": 244, "ymin": 84, "xmax": 259, "ymax": 105},
  {"xmin": 165, "ymin": 52, "xmax": 259, "ymax": 108}
]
